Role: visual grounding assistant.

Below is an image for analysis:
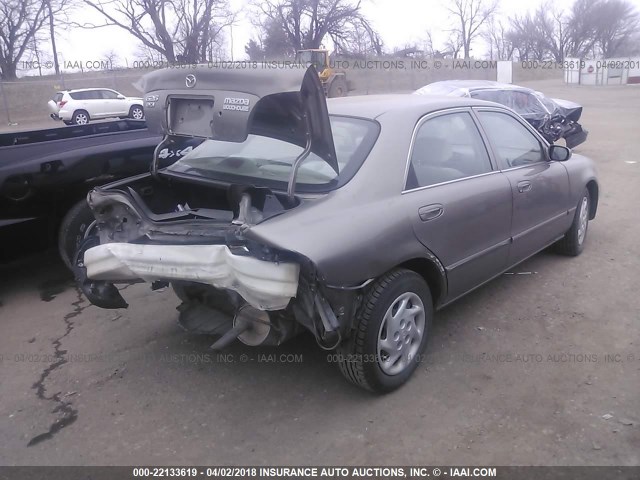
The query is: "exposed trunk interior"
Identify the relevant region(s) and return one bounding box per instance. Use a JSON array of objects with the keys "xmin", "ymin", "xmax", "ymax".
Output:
[{"xmin": 89, "ymin": 174, "xmax": 299, "ymax": 245}]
